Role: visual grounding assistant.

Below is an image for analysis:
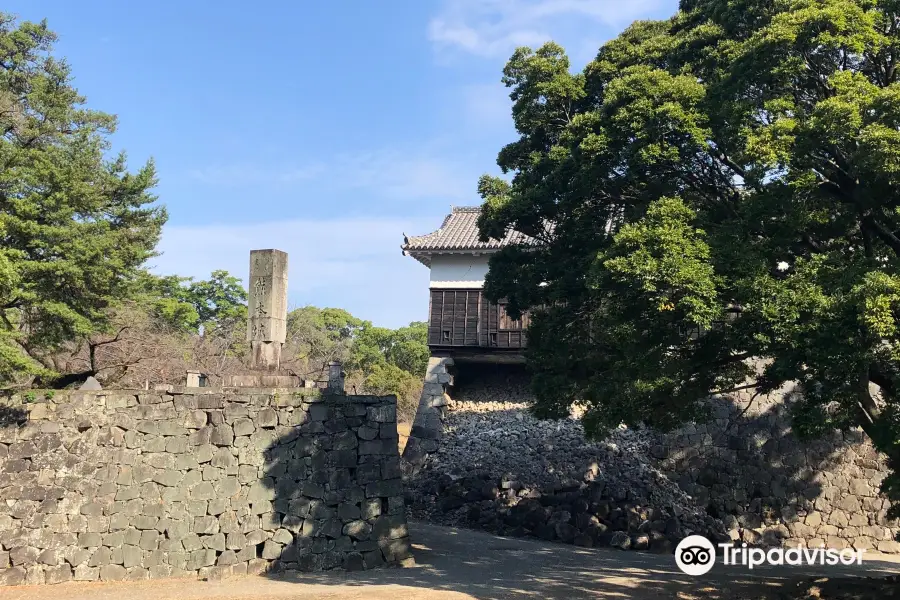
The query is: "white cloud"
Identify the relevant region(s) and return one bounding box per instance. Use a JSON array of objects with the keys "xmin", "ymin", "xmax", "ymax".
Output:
[
  {"xmin": 187, "ymin": 164, "xmax": 325, "ymax": 186},
  {"xmin": 150, "ymin": 216, "xmax": 436, "ymax": 328},
  {"xmin": 429, "ymin": 0, "xmax": 671, "ymax": 58},
  {"xmin": 329, "ymin": 149, "xmax": 474, "ymax": 201},
  {"xmin": 187, "ymin": 147, "xmax": 475, "ymax": 202}
]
